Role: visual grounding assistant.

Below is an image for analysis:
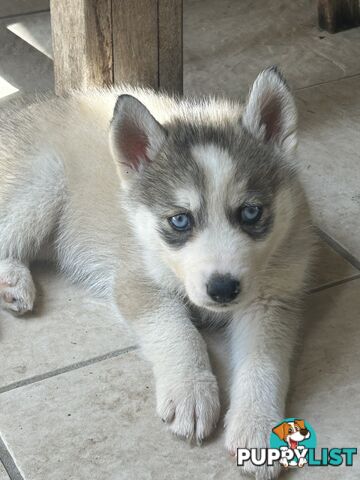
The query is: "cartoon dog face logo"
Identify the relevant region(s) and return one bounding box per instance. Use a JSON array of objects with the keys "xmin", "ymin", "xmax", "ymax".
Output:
[
  {"xmin": 272, "ymin": 419, "xmax": 311, "ymax": 468},
  {"xmin": 273, "ymin": 419, "xmax": 310, "ymax": 449}
]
